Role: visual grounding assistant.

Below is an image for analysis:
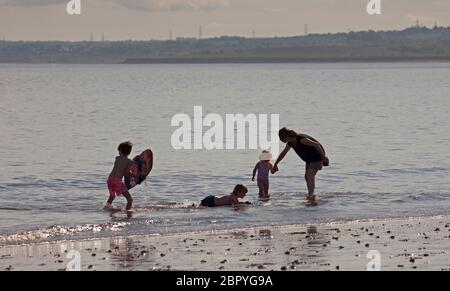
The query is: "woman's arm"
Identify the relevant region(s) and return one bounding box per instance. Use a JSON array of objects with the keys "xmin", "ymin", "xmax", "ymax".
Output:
[
  {"xmin": 274, "ymin": 144, "xmax": 291, "ymax": 167},
  {"xmin": 272, "ymin": 144, "xmax": 291, "ymax": 173},
  {"xmin": 301, "ymin": 138, "xmax": 326, "ymax": 159}
]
